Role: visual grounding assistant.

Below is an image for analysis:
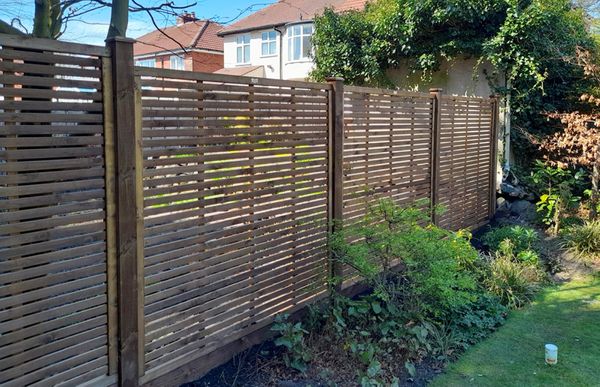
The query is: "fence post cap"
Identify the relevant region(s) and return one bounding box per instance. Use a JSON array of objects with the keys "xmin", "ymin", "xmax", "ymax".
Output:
[
  {"xmin": 325, "ymin": 77, "xmax": 345, "ymax": 82},
  {"xmin": 429, "ymin": 88, "xmax": 443, "ymax": 93},
  {"xmin": 105, "ymin": 36, "xmax": 136, "ymax": 44}
]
